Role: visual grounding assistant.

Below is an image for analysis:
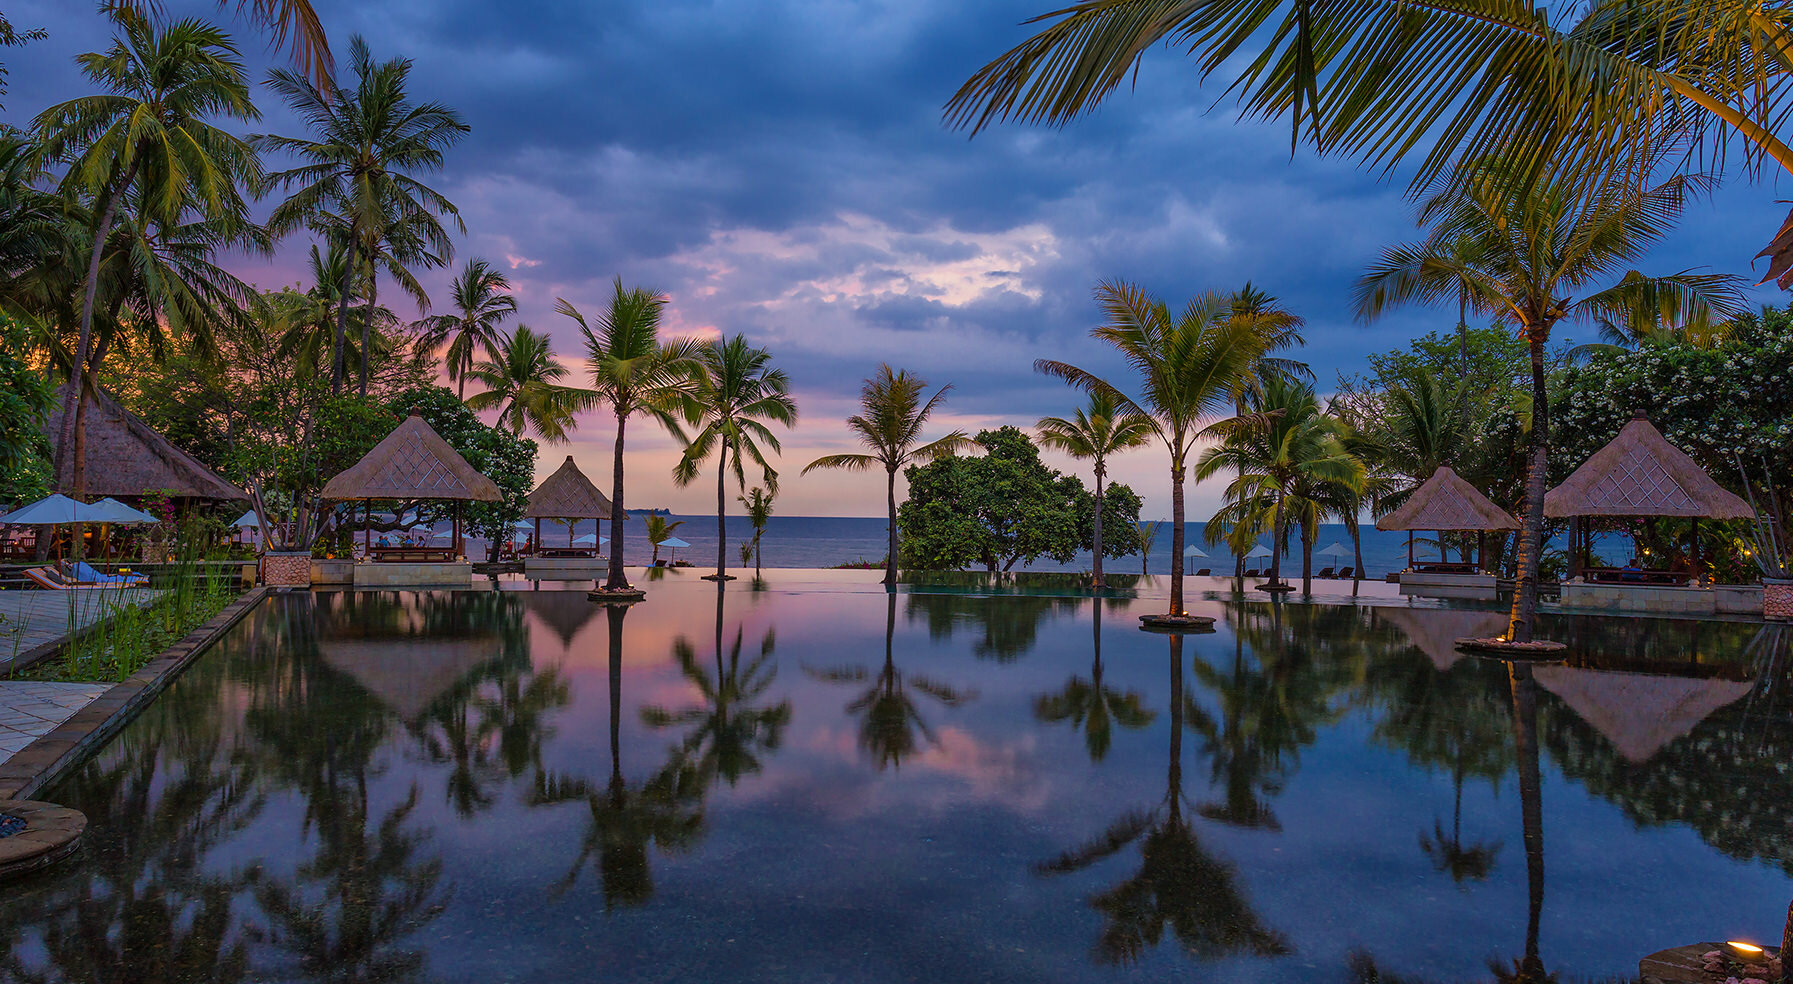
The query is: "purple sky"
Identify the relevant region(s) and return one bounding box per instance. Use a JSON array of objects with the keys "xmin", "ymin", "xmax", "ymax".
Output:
[{"xmin": 5, "ymin": 0, "xmax": 1782, "ymax": 517}]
